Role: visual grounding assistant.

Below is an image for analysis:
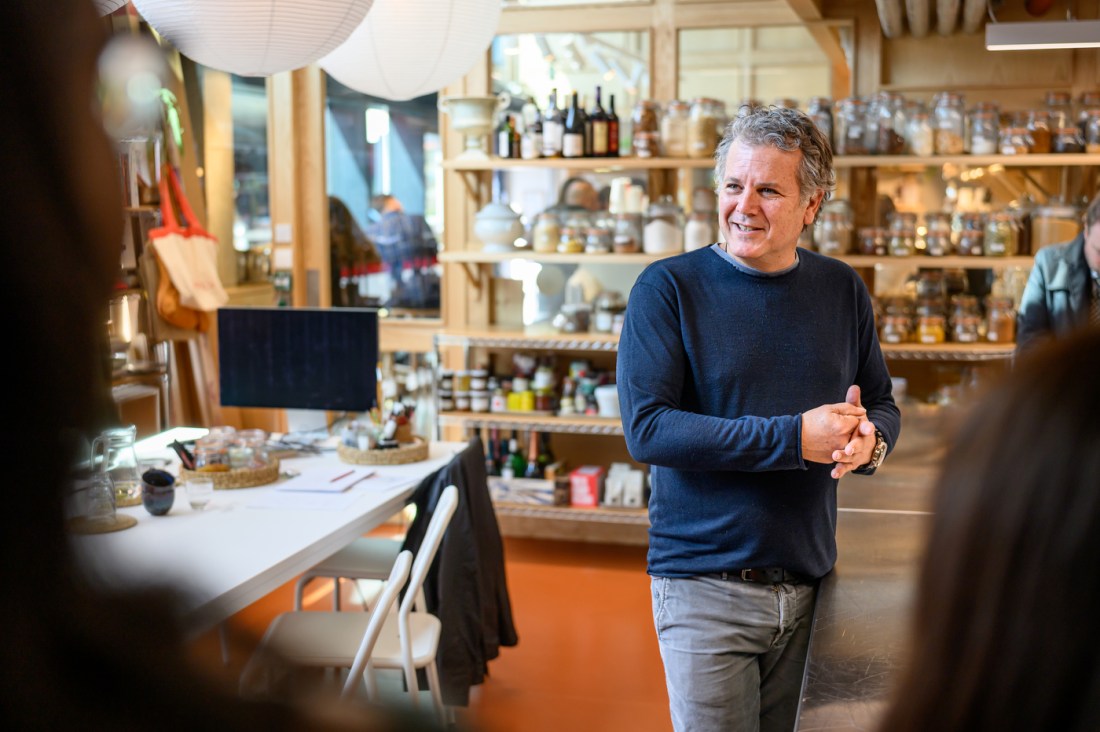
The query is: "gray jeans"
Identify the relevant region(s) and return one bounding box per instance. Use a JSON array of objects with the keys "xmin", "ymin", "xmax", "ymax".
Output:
[{"xmin": 651, "ymin": 575, "xmax": 817, "ymax": 732}]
